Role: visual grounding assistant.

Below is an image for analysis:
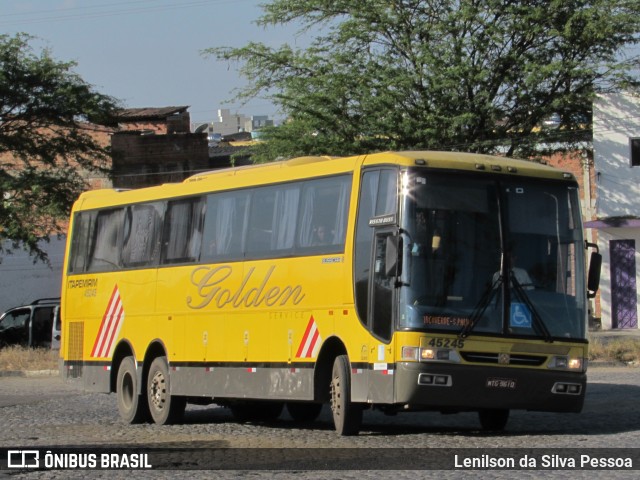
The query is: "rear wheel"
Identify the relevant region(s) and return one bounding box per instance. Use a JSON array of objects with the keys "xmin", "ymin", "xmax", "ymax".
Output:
[
  {"xmin": 330, "ymin": 355, "xmax": 362, "ymax": 435},
  {"xmin": 147, "ymin": 356, "xmax": 186, "ymax": 425},
  {"xmin": 478, "ymin": 408, "xmax": 509, "ymax": 431},
  {"xmin": 116, "ymin": 356, "xmax": 149, "ymax": 424},
  {"xmin": 286, "ymin": 402, "xmax": 323, "ymax": 422}
]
